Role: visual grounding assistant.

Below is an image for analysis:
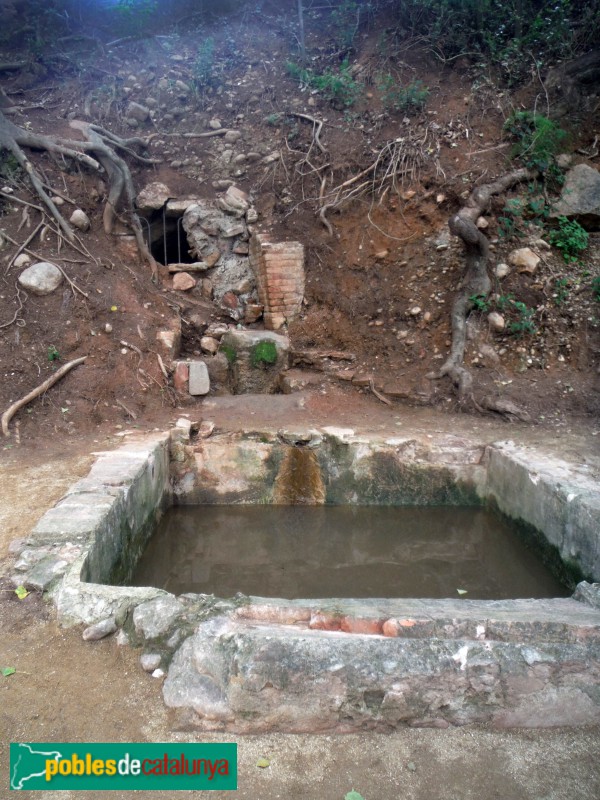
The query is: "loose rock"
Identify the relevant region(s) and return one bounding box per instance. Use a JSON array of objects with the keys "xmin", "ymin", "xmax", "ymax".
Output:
[
  {"xmin": 82, "ymin": 617, "xmax": 117, "ymax": 641},
  {"xmin": 172, "ymin": 272, "xmax": 196, "ymax": 291},
  {"xmin": 508, "ymin": 247, "xmax": 540, "ymax": 273},
  {"xmin": 70, "ymin": 209, "xmax": 90, "ymax": 231},
  {"xmin": 18, "ymin": 262, "xmax": 63, "ymax": 295}
]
